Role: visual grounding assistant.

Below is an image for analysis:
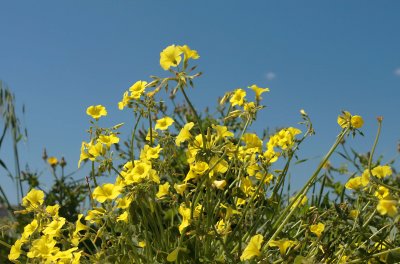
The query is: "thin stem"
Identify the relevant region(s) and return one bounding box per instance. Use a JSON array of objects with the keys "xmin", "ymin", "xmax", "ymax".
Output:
[
  {"xmin": 346, "ymin": 247, "xmax": 400, "ymax": 263},
  {"xmin": 367, "ymin": 118, "xmax": 382, "ymax": 173},
  {"xmin": 180, "ymin": 86, "xmax": 206, "ymax": 150},
  {"xmin": 91, "ymin": 161, "xmax": 98, "ymax": 187},
  {"xmin": 148, "ymin": 107, "xmax": 153, "ymax": 147},
  {"xmin": 367, "ymin": 118, "xmax": 400, "ymax": 193},
  {"xmin": 265, "ymin": 128, "xmax": 349, "ymax": 250},
  {"xmin": 131, "ymin": 114, "xmax": 142, "ymax": 162}
]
